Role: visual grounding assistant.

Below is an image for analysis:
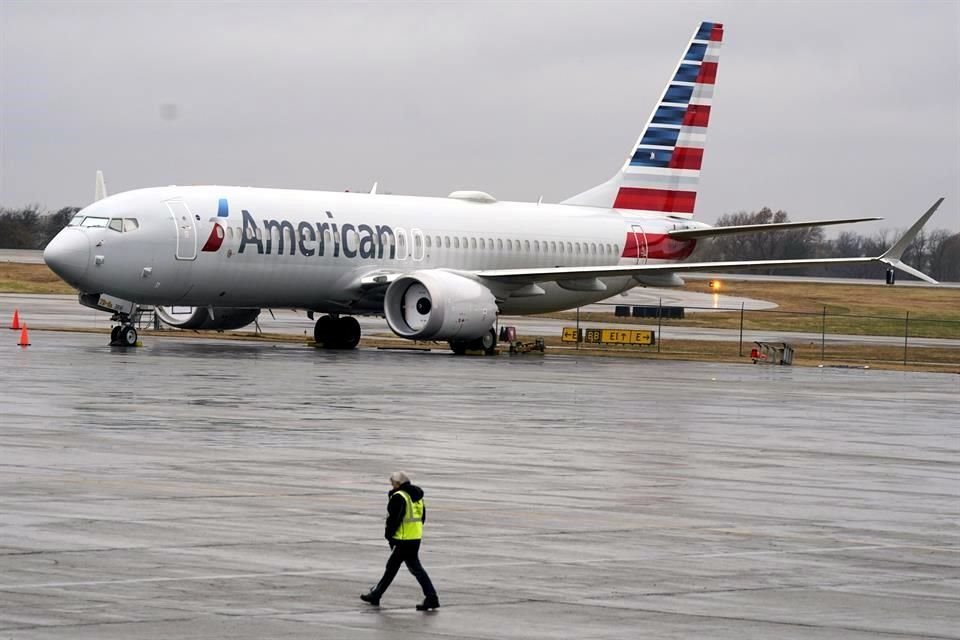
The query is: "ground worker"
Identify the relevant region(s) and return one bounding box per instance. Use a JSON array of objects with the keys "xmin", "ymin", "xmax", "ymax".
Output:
[{"xmin": 361, "ymin": 471, "xmax": 440, "ymax": 611}]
